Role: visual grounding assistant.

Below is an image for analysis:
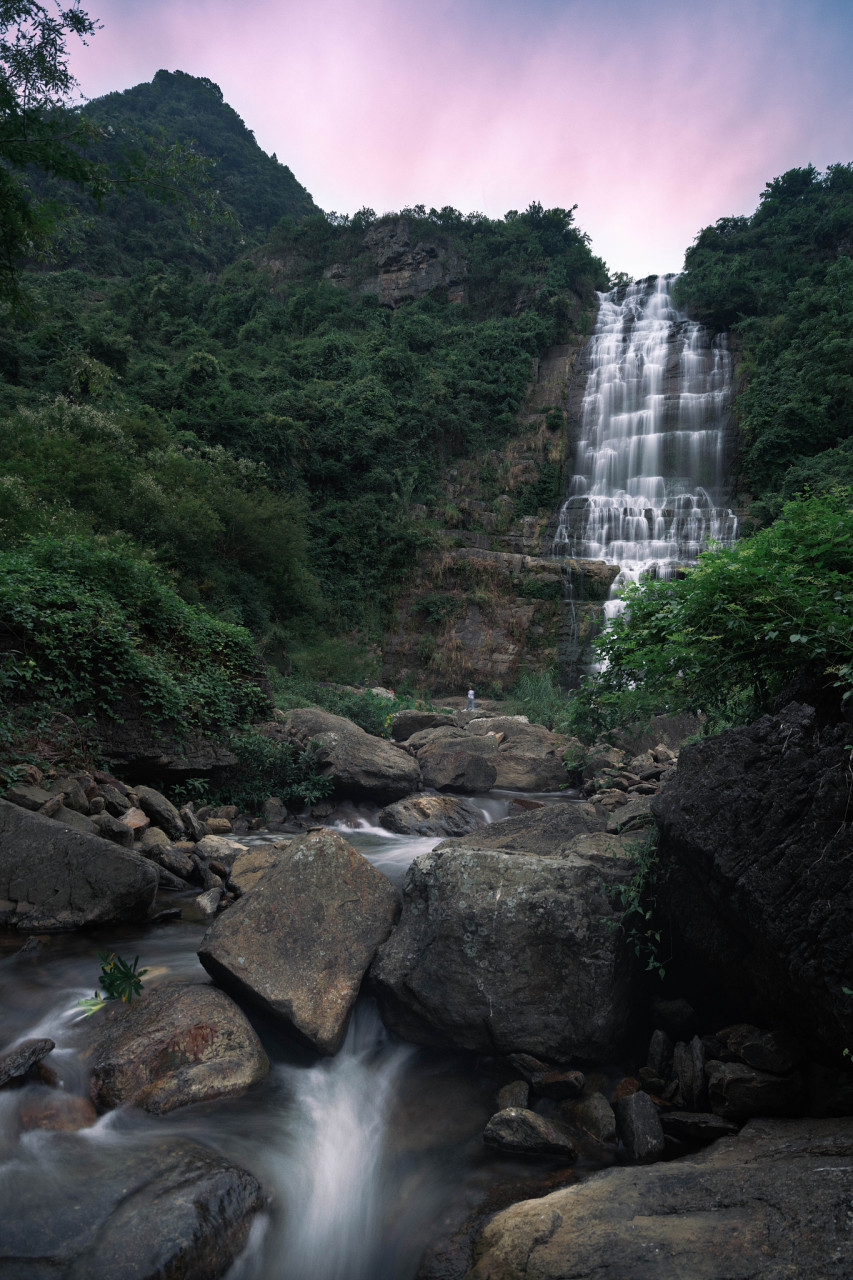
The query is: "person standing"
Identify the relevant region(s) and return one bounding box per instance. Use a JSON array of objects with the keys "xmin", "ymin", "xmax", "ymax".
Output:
[{"xmin": 467, "ymin": 687, "xmax": 475, "ymax": 711}]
